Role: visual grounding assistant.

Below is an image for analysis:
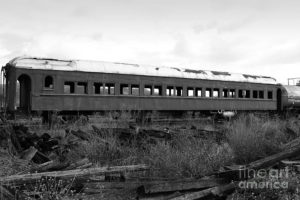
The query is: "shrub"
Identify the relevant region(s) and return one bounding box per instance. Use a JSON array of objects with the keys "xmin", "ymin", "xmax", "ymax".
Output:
[
  {"xmin": 226, "ymin": 114, "xmax": 283, "ymax": 164},
  {"xmin": 144, "ymin": 132, "xmax": 234, "ymax": 178}
]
